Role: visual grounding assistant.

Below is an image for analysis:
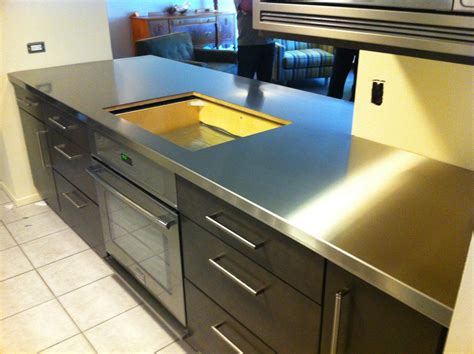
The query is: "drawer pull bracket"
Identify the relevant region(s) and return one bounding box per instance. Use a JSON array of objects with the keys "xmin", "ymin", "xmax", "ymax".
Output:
[
  {"xmin": 209, "ymin": 256, "xmax": 265, "ymax": 296},
  {"xmin": 205, "ymin": 215, "xmax": 263, "ymax": 250},
  {"xmin": 211, "ymin": 322, "xmax": 244, "ymax": 354},
  {"xmin": 48, "ymin": 116, "xmax": 74, "ymax": 131},
  {"xmin": 54, "ymin": 144, "xmax": 82, "ymax": 160},
  {"xmin": 62, "ymin": 191, "xmax": 88, "ymax": 209}
]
